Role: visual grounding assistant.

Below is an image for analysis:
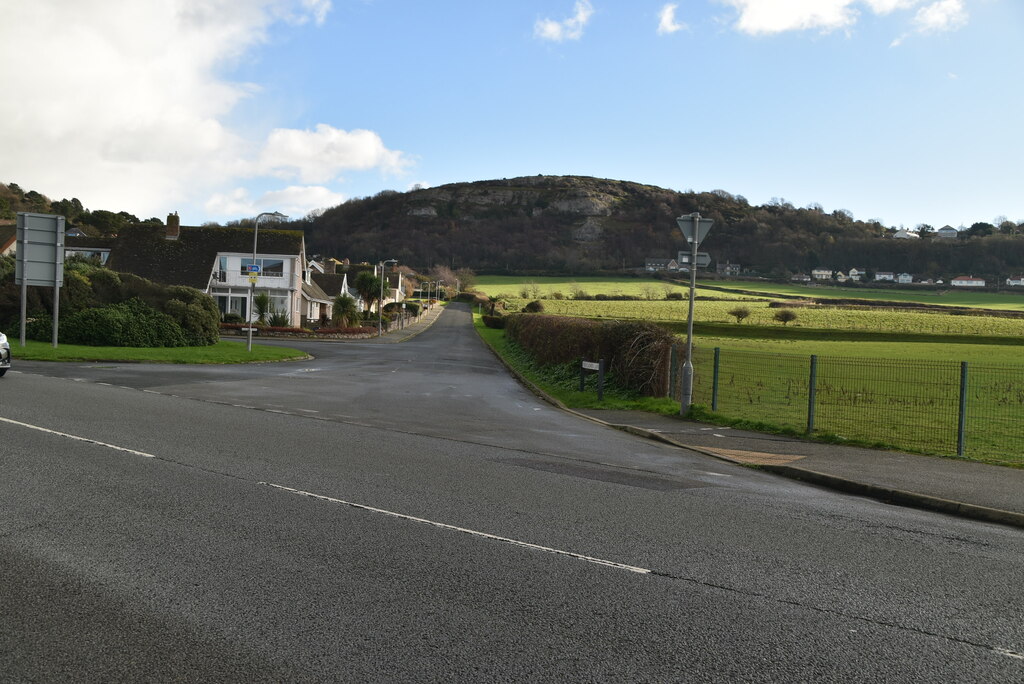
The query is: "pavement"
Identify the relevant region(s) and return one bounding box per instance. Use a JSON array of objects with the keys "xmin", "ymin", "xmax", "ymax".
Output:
[
  {"xmin": 362, "ymin": 302, "xmax": 447, "ymax": 343},
  {"xmin": 378, "ymin": 303, "xmax": 1024, "ymax": 529}
]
